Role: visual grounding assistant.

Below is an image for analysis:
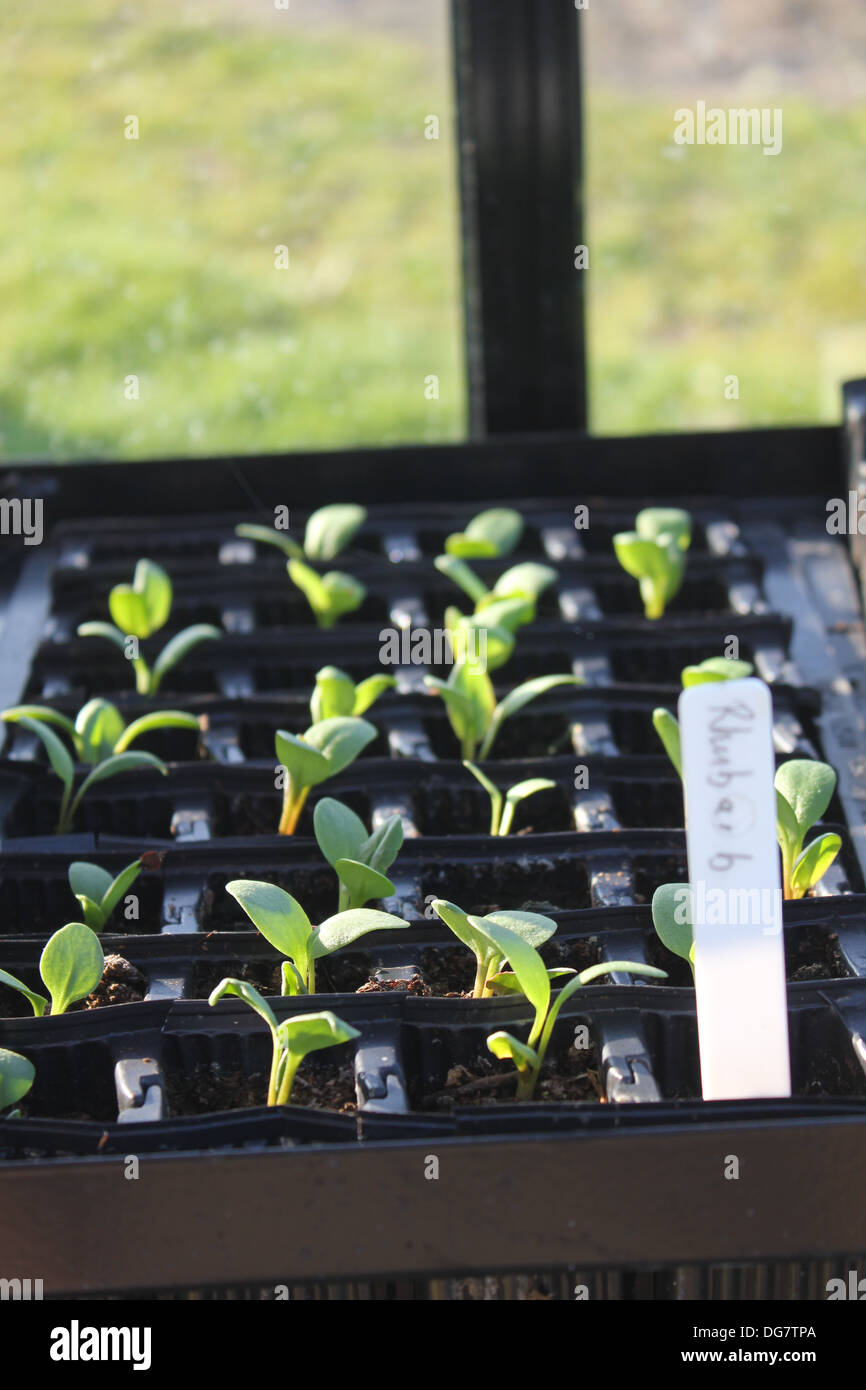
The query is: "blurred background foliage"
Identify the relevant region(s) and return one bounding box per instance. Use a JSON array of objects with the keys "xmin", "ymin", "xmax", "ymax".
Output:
[{"xmin": 1, "ymin": 0, "xmax": 865, "ymax": 460}]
